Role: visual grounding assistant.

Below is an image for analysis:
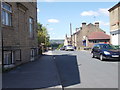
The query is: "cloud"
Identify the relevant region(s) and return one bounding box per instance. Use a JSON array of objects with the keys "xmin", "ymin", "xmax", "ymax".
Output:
[
  {"xmin": 48, "ymin": 19, "xmax": 59, "ymax": 23},
  {"xmin": 98, "ymin": 8, "xmax": 109, "ymax": 16},
  {"xmin": 37, "ymin": 8, "xmax": 40, "ymax": 13},
  {"xmin": 95, "ymin": 21, "xmax": 109, "ymax": 26},
  {"xmin": 80, "ymin": 8, "xmax": 109, "ymax": 17},
  {"xmin": 80, "ymin": 11, "xmax": 99, "ymax": 16}
]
